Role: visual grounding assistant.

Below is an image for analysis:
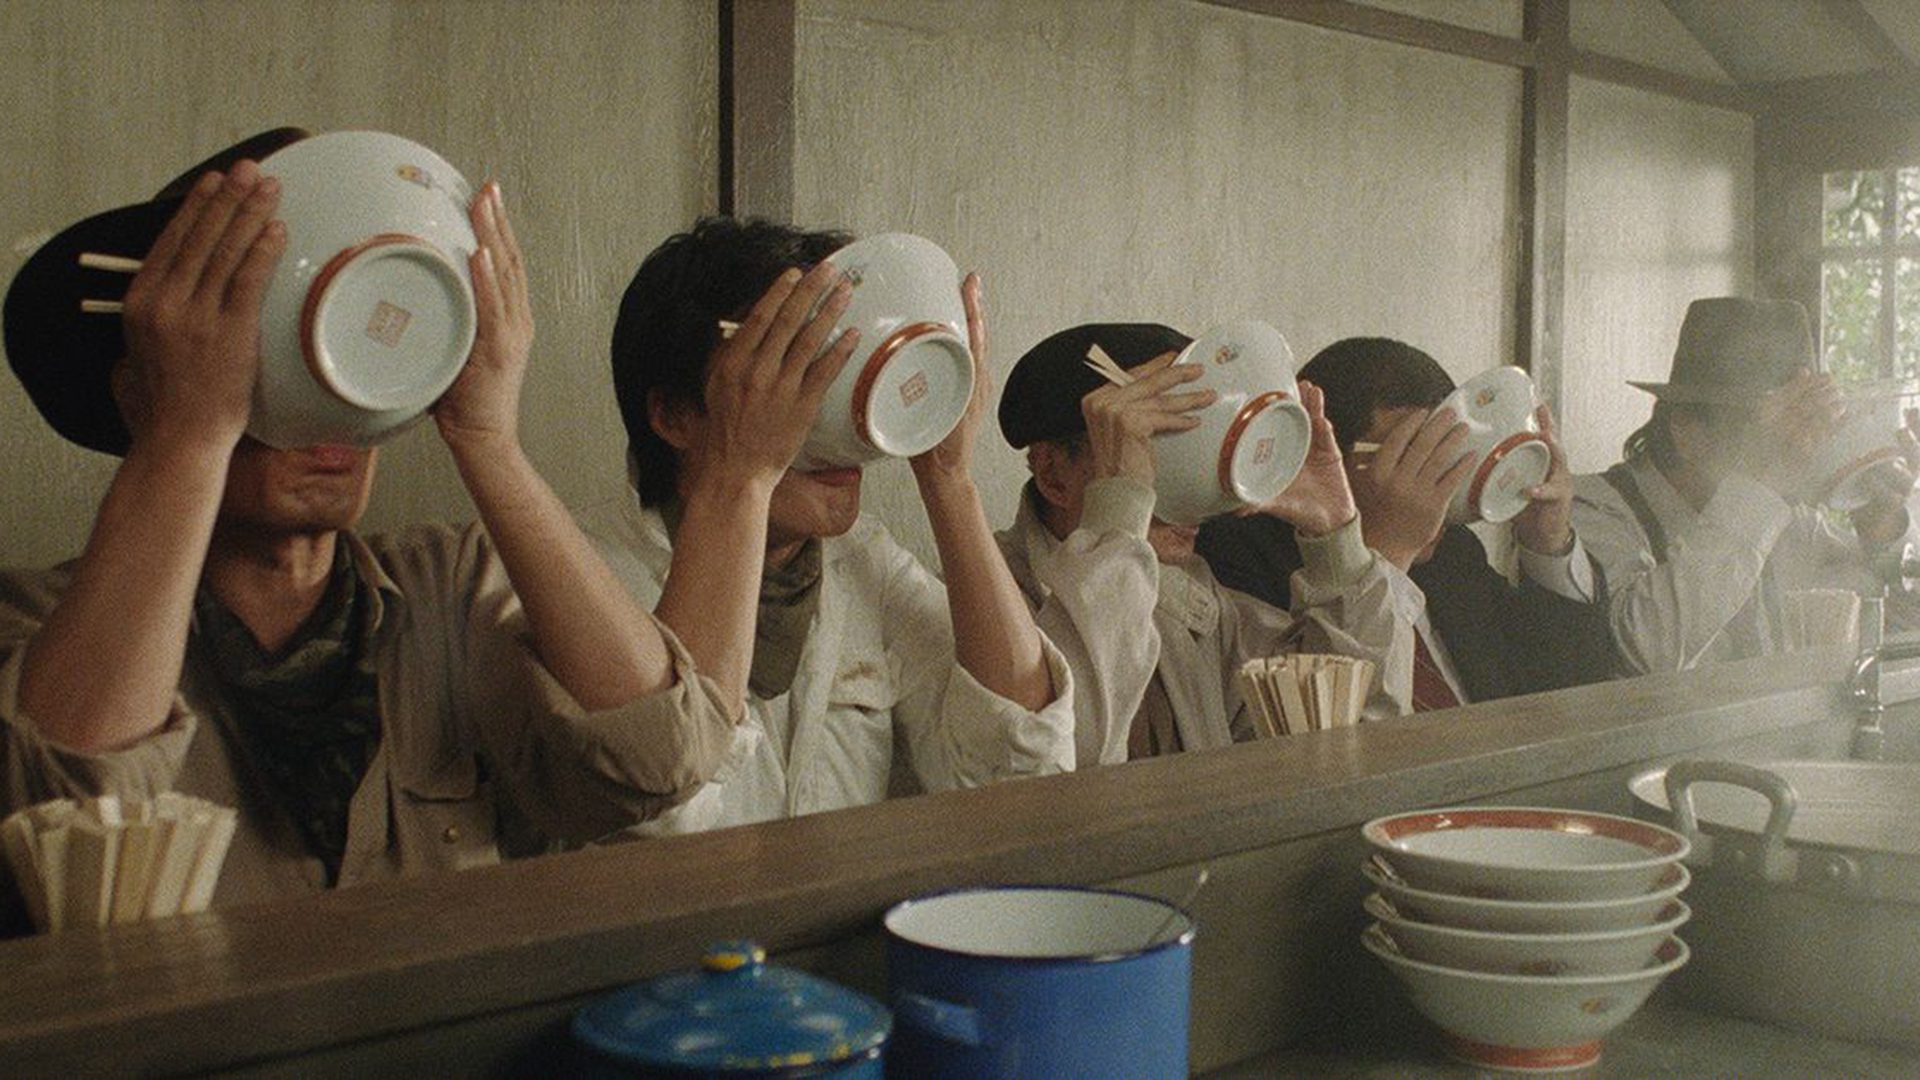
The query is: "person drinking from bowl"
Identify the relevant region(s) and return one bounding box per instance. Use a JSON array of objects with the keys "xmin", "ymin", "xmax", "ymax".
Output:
[
  {"xmin": 0, "ymin": 133, "xmax": 734, "ymax": 914},
  {"xmin": 1572, "ymin": 297, "xmax": 1920, "ymax": 672},
  {"xmin": 993, "ymin": 323, "xmax": 1413, "ymax": 763},
  {"xmin": 577, "ymin": 217, "xmax": 1073, "ymax": 833},
  {"xmin": 1198, "ymin": 338, "xmax": 1616, "ymax": 707}
]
